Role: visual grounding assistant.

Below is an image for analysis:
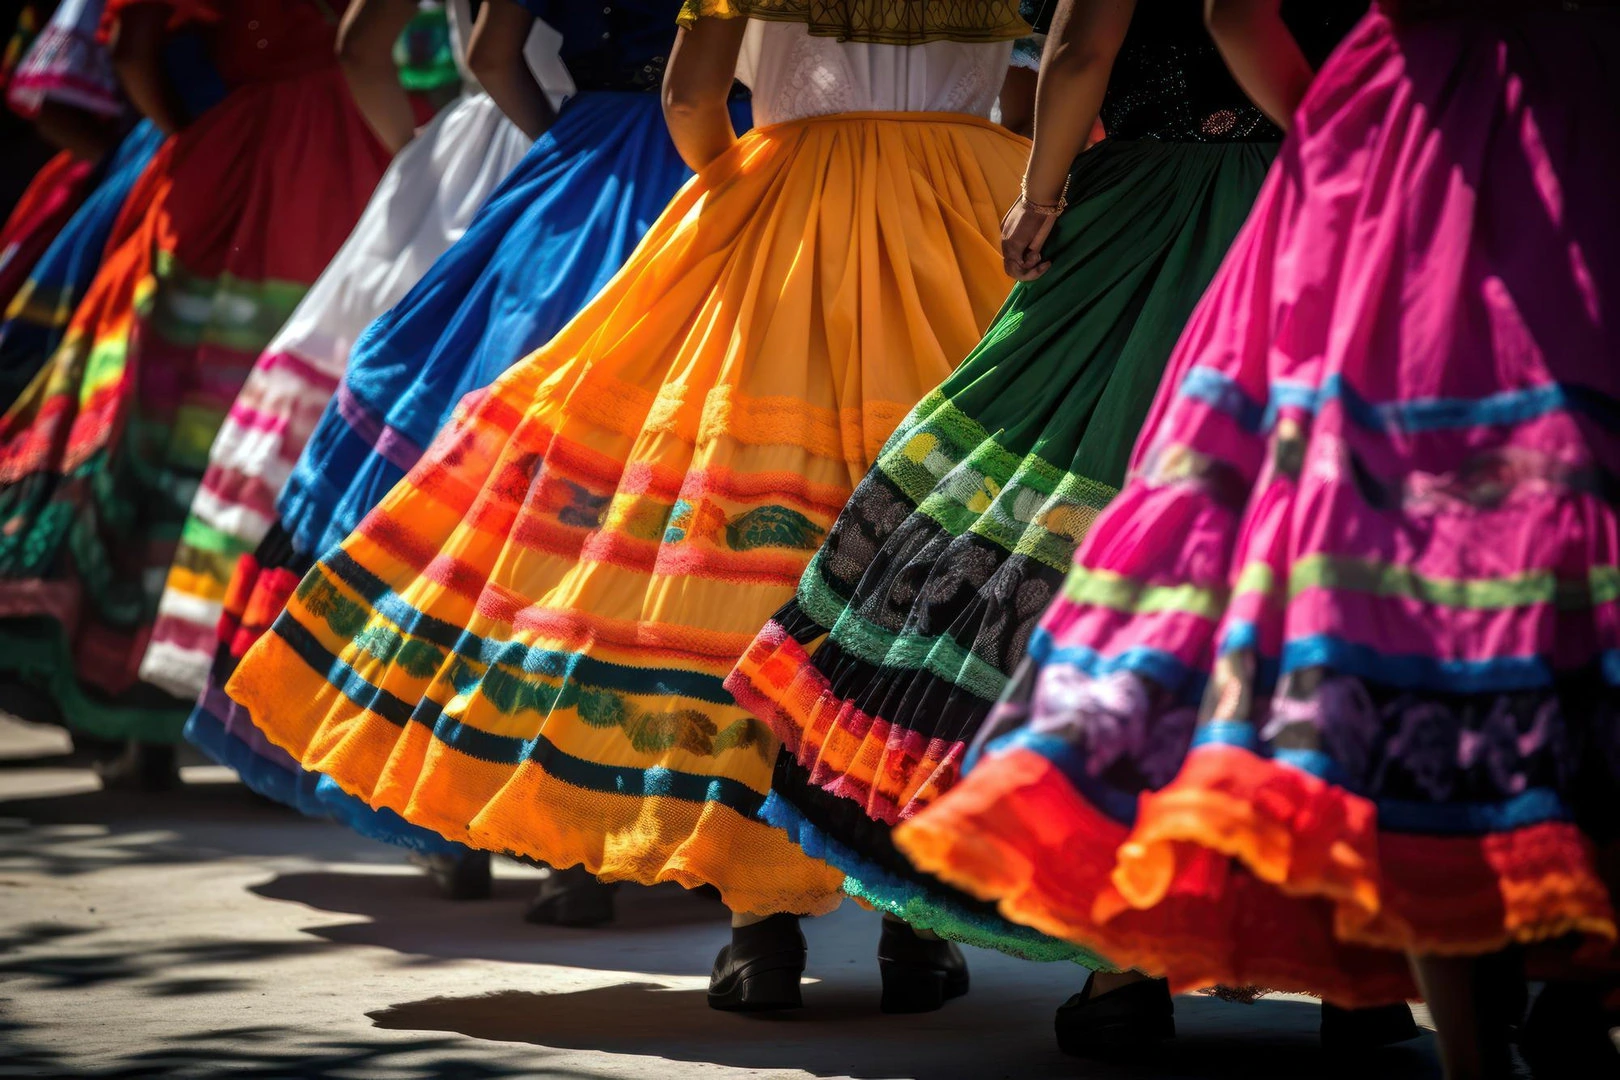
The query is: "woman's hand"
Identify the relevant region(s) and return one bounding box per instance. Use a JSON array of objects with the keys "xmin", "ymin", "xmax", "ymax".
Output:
[
  {"xmin": 1000, "ymin": 0, "xmax": 1135, "ymax": 281},
  {"xmin": 1002, "ymin": 198, "xmax": 1060, "ymax": 281}
]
